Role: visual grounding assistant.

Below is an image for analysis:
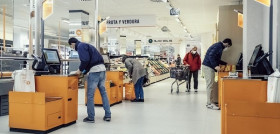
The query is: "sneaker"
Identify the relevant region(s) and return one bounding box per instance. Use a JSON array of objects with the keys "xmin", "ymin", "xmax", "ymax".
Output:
[
  {"xmin": 131, "ymin": 99, "xmax": 139, "ymax": 102},
  {"xmin": 207, "ymin": 104, "xmax": 220, "ymax": 110},
  {"xmin": 83, "ymin": 117, "xmax": 95, "ymax": 123},
  {"xmin": 194, "ymin": 89, "xmax": 198, "ymax": 93},
  {"xmin": 103, "ymin": 116, "xmax": 111, "ymax": 122},
  {"xmin": 185, "ymin": 88, "xmax": 190, "ymax": 92},
  {"xmin": 139, "ymin": 99, "xmax": 144, "ymax": 102}
]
